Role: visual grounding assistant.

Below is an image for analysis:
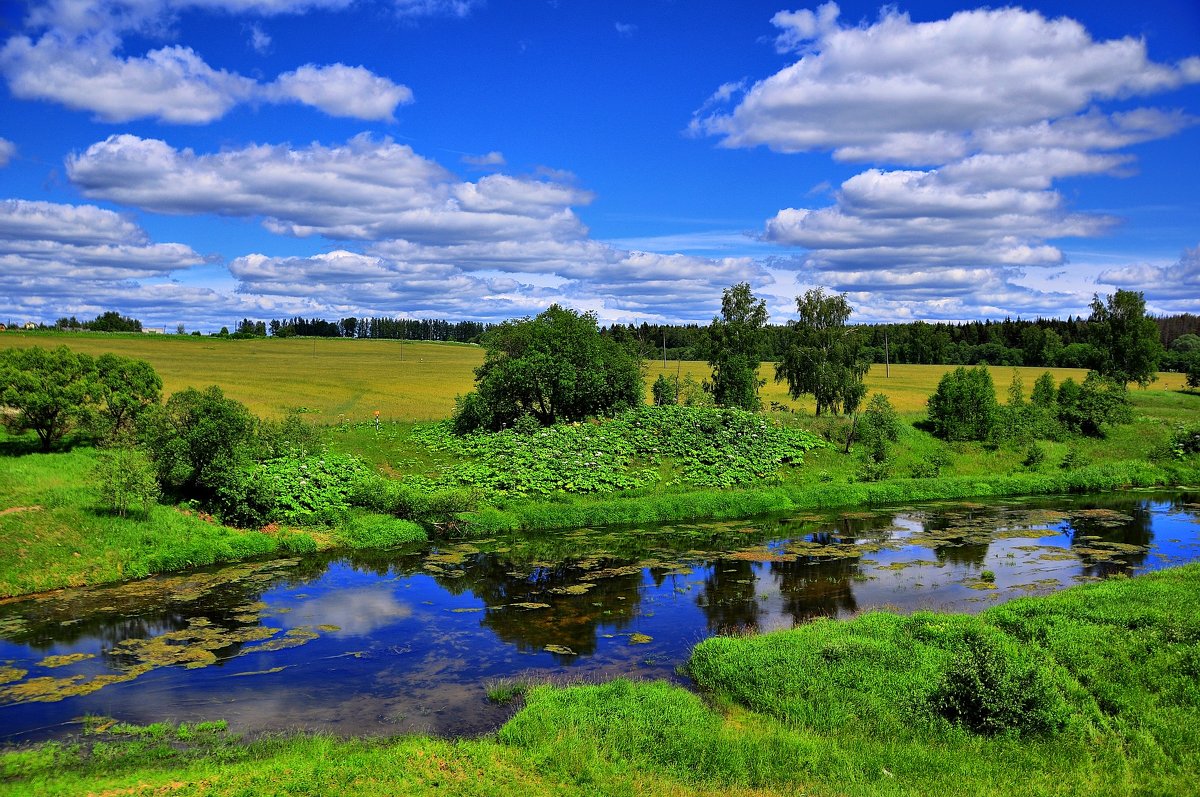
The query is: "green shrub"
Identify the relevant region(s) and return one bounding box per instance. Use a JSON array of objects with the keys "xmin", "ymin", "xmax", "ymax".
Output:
[
  {"xmin": 93, "ymin": 445, "xmax": 159, "ymax": 517},
  {"xmin": 651, "ymin": 374, "xmax": 678, "ymax": 406},
  {"xmin": 1022, "ymin": 443, "xmax": 1046, "ymax": 469},
  {"xmin": 337, "ymin": 514, "xmax": 426, "ymax": 548},
  {"xmin": 927, "ymin": 628, "xmax": 1070, "ymax": 737},
  {"xmin": 142, "ymin": 386, "xmax": 258, "ymax": 507},
  {"xmin": 927, "ymin": 367, "xmax": 999, "ymax": 441},
  {"xmin": 452, "ymin": 304, "xmax": 643, "ymax": 432},
  {"xmin": 1056, "ymin": 372, "xmax": 1131, "ymax": 437},
  {"xmin": 1166, "ymin": 423, "xmax": 1200, "ymax": 459}
]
